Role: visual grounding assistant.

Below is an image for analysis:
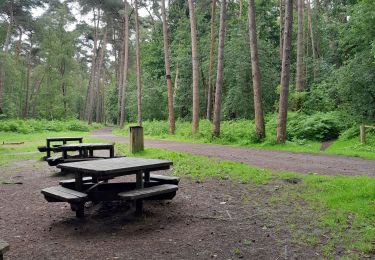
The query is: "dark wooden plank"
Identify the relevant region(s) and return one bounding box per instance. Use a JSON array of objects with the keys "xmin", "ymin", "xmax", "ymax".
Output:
[
  {"xmin": 59, "ymin": 177, "xmax": 93, "ymax": 185},
  {"xmin": 148, "ymin": 174, "xmax": 180, "ymax": 185},
  {"xmin": 57, "ymin": 157, "xmax": 172, "ymax": 177},
  {"xmin": 118, "ymin": 184, "xmax": 178, "ymax": 200},
  {"xmin": 46, "ymin": 137, "xmax": 83, "ymax": 142},
  {"xmin": 41, "ymin": 186, "xmax": 88, "ymax": 202}
]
